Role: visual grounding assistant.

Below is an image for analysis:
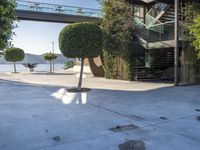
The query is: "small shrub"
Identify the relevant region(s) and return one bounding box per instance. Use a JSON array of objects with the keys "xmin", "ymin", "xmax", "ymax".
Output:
[{"xmin": 64, "ymin": 61, "xmax": 75, "ymax": 69}]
